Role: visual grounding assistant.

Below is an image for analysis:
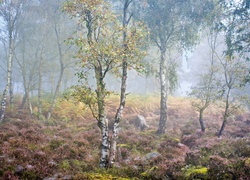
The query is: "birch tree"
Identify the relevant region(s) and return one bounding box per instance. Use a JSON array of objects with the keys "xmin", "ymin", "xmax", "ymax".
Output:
[
  {"xmin": 46, "ymin": 0, "xmax": 75, "ymax": 120},
  {"xmin": 215, "ymin": 0, "xmax": 250, "ymax": 137},
  {"xmin": 108, "ymin": 0, "xmax": 147, "ymax": 167},
  {"xmin": 0, "ymin": 0, "xmax": 24, "ymax": 122},
  {"xmin": 217, "ymin": 32, "xmax": 250, "ymax": 138},
  {"xmin": 64, "ymin": 0, "xmax": 123, "ymax": 168},
  {"xmin": 64, "ymin": 0, "xmax": 147, "ymax": 168},
  {"xmin": 189, "ymin": 28, "xmax": 224, "ymax": 132},
  {"xmin": 13, "ymin": 0, "xmax": 53, "ymax": 120},
  {"xmin": 136, "ymin": 0, "xmax": 214, "ymax": 134}
]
